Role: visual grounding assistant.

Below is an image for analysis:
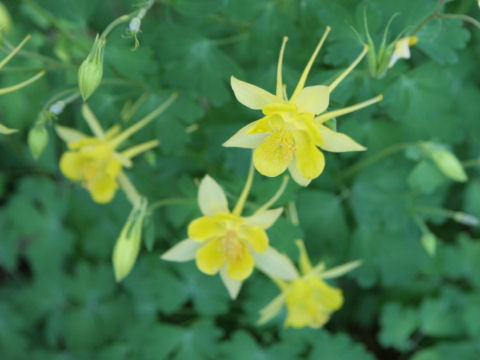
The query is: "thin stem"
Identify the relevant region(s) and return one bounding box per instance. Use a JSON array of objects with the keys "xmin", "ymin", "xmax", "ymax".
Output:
[
  {"xmin": 0, "ymin": 71, "xmax": 45, "ymax": 95},
  {"xmin": 0, "ymin": 35, "xmax": 31, "ymax": 69},
  {"xmin": 329, "ymin": 45, "xmax": 368, "ymax": 93},
  {"xmin": 462, "ymin": 158, "xmax": 480, "ymax": 168},
  {"xmin": 438, "ymin": 13, "xmax": 480, "ymax": 29},
  {"xmin": 118, "ymin": 172, "xmax": 141, "ymax": 206},
  {"xmin": 81, "ymin": 104, "xmax": 105, "ymax": 140},
  {"xmin": 411, "ymin": 206, "xmax": 479, "ymax": 226},
  {"xmin": 314, "ymin": 94, "xmax": 383, "ymax": 124},
  {"xmin": 339, "ymin": 142, "xmax": 416, "ymax": 181},
  {"xmin": 254, "ymin": 175, "xmax": 289, "ymax": 214},
  {"xmin": 410, "ymin": 0, "xmax": 451, "ymax": 35},
  {"xmin": 233, "ymin": 157, "xmax": 255, "ymax": 216},
  {"xmin": 101, "ymin": 14, "xmax": 134, "ymax": 40},
  {"xmin": 287, "ymin": 201, "xmax": 299, "ymax": 226}
]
